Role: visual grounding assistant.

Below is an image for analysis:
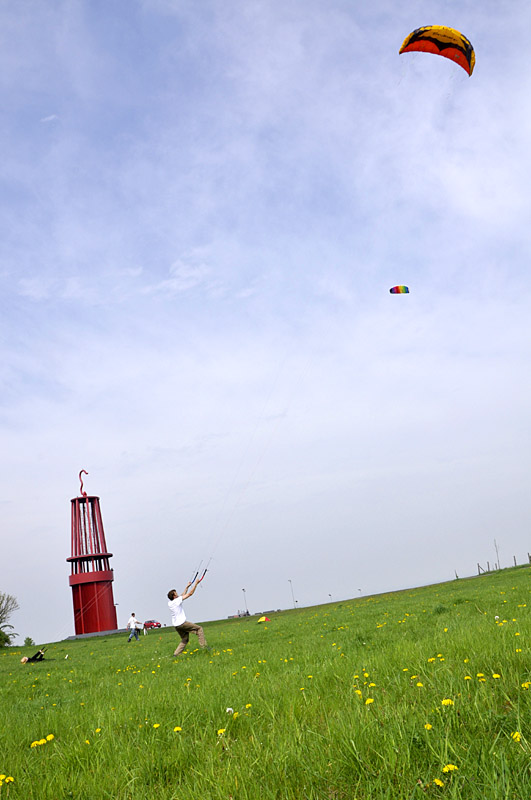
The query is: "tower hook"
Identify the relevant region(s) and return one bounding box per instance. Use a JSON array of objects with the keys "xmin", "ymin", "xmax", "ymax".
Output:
[{"xmin": 79, "ymin": 469, "xmax": 88, "ymax": 497}]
